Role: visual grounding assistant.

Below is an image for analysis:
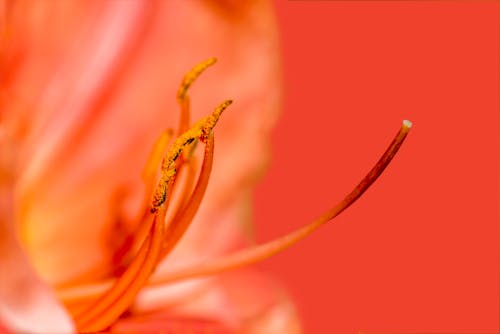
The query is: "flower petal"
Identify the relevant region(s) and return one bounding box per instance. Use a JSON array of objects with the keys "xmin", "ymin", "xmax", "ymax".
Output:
[
  {"xmin": 131, "ymin": 269, "xmax": 301, "ymax": 334},
  {"xmin": 11, "ymin": 0, "xmax": 281, "ymax": 287},
  {"xmin": 0, "ymin": 191, "xmax": 74, "ymax": 333}
]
